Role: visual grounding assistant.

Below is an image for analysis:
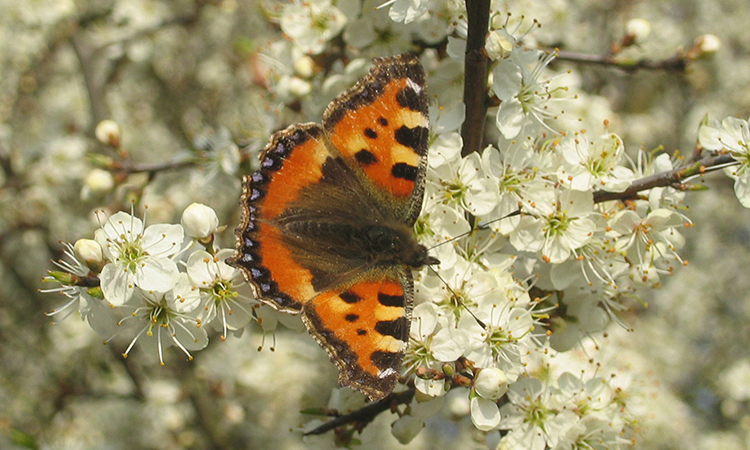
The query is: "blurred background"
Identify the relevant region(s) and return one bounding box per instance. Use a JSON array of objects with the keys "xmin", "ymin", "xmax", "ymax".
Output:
[{"xmin": 2, "ymin": 0, "xmax": 750, "ymax": 449}]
